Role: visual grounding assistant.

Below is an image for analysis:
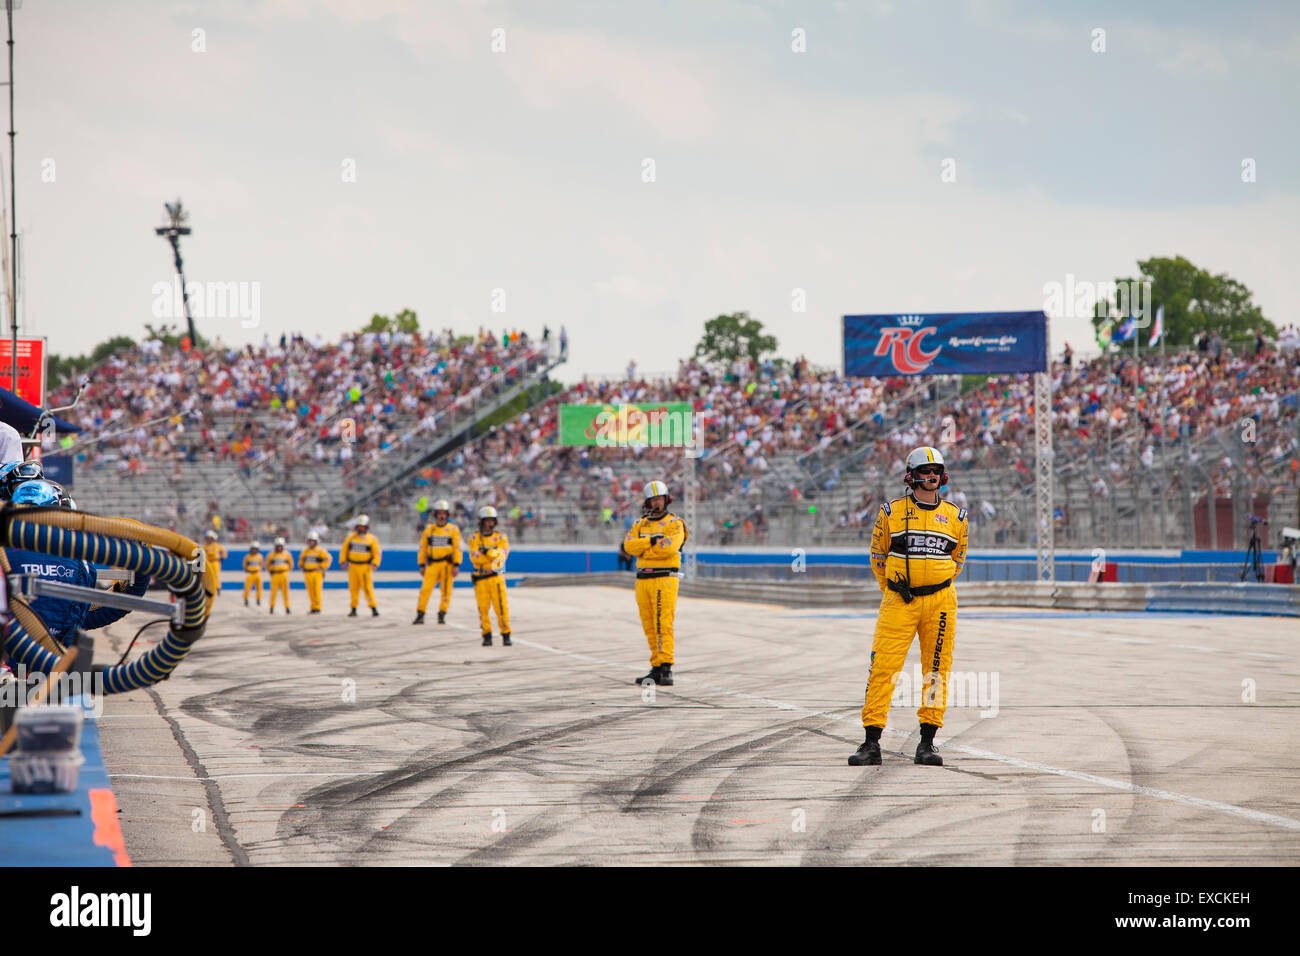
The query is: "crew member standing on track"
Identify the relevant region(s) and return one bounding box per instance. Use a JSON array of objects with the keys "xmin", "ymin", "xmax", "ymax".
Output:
[
  {"xmin": 413, "ymin": 499, "xmax": 462, "ymax": 625},
  {"xmin": 341, "ymin": 515, "xmax": 382, "ymax": 617},
  {"xmin": 467, "ymin": 506, "xmax": 511, "ymax": 646},
  {"xmin": 243, "ymin": 542, "xmax": 265, "ymax": 607},
  {"xmin": 267, "ymin": 537, "xmax": 294, "ymax": 614},
  {"xmin": 623, "ymin": 480, "xmax": 687, "ymax": 687},
  {"xmin": 298, "ymin": 532, "xmax": 332, "ymax": 614},
  {"xmin": 849, "ymin": 446, "xmax": 969, "ymax": 768},
  {"xmin": 203, "ymin": 531, "xmax": 227, "ymax": 597}
]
